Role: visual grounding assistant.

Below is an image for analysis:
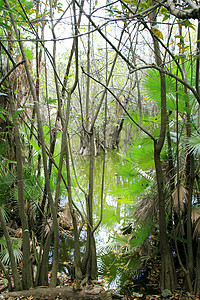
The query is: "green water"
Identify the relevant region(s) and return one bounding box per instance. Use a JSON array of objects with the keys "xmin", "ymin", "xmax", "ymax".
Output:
[
  {"xmin": 58, "ymin": 149, "xmax": 131, "ymax": 279},
  {"xmin": 74, "ymin": 150, "xmax": 129, "ymax": 242}
]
